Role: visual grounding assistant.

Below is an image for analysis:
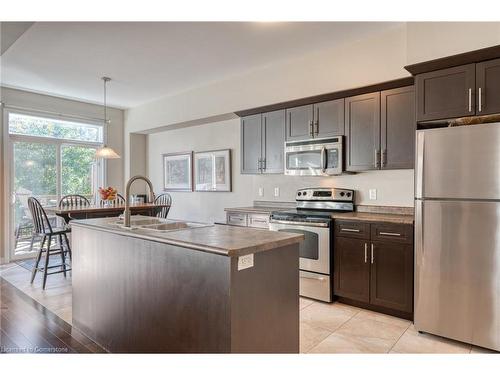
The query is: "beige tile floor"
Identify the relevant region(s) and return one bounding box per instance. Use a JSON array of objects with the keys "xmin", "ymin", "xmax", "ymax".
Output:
[{"xmin": 1, "ymin": 263, "xmax": 497, "ymax": 354}]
